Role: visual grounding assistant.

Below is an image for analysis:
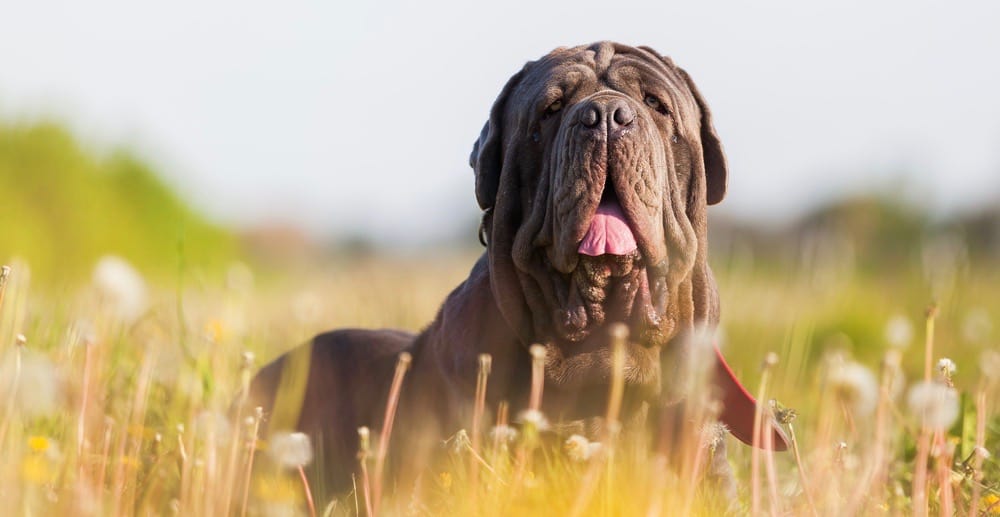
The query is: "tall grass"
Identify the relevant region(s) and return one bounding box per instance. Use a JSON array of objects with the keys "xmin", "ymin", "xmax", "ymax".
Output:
[{"xmin": 0, "ymin": 250, "xmax": 996, "ymax": 515}]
